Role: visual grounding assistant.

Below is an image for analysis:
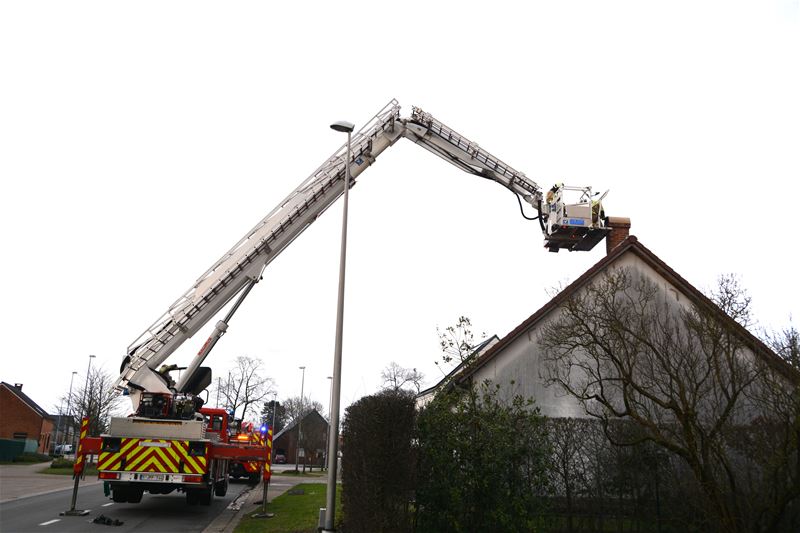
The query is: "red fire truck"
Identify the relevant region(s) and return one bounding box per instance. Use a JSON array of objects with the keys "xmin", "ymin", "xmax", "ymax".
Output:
[{"xmin": 76, "ymin": 395, "xmax": 269, "ymax": 505}]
